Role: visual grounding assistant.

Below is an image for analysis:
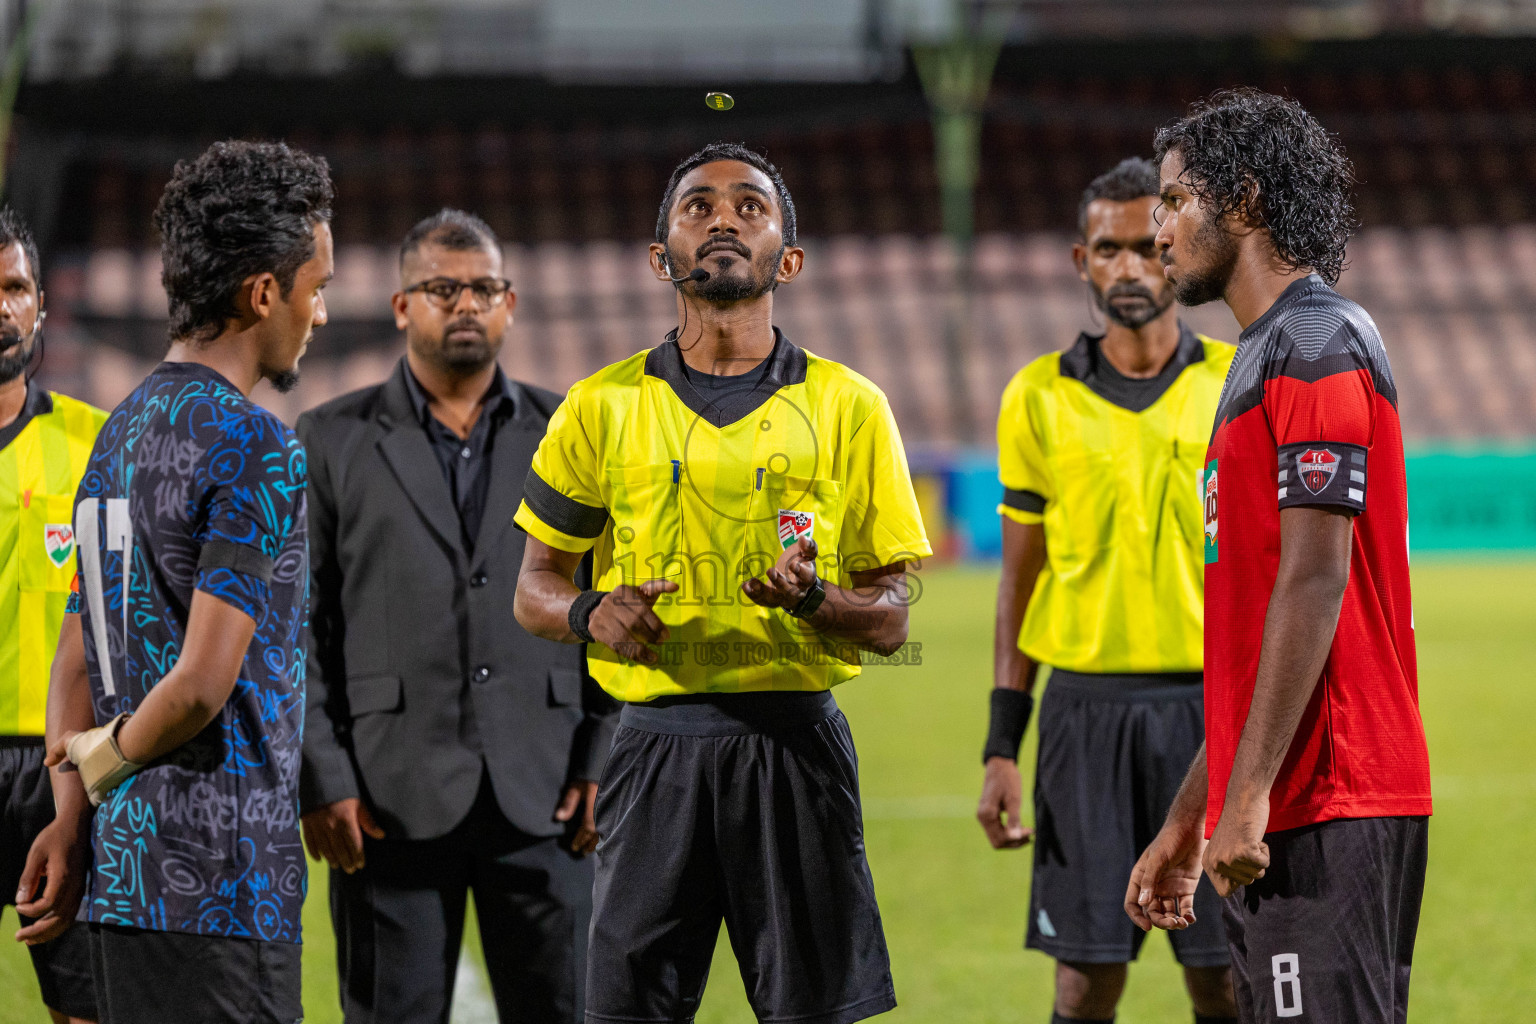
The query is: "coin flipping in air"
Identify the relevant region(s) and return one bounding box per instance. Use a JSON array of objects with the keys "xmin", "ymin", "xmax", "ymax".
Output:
[{"xmin": 705, "ymin": 92, "xmax": 735, "ymax": 111}]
